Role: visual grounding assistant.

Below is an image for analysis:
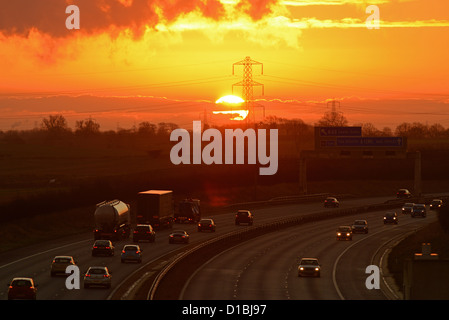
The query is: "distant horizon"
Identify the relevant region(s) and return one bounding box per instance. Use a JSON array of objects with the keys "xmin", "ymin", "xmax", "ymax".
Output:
[{"xmin": 0, "ymin": 94, "xmax": 448, "ymax": 132}]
